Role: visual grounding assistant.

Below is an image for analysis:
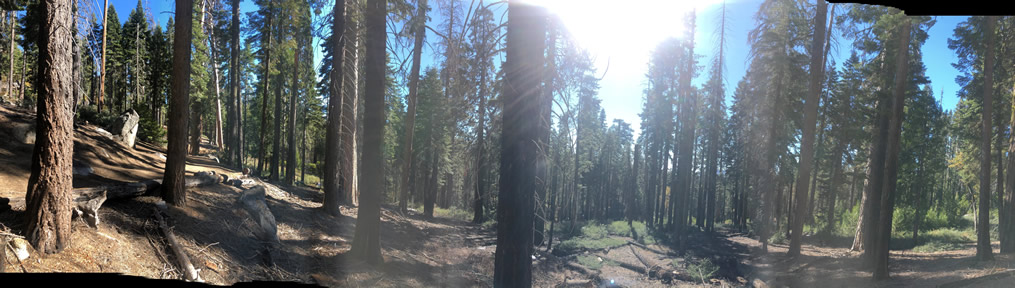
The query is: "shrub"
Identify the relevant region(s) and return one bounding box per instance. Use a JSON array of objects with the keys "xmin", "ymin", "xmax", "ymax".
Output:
[
  {"xmin": 913, "ymin": 240, "xmax": 964, "ymax": 252},
  {"xmin": 687, "ymin": 257, "xmax": 719, "ymax": 284}
]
